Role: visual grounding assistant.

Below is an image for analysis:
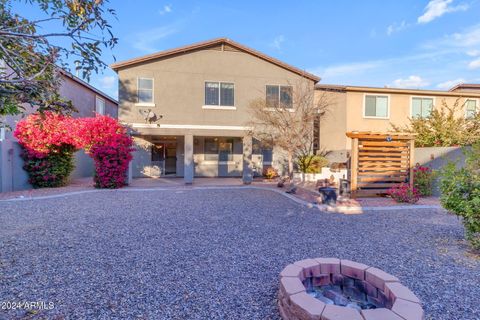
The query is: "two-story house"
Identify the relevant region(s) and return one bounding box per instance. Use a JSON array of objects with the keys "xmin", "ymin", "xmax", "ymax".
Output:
[{"xmin": 111, "ymin": 38, "xmax": 320, "ymax": 184}]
